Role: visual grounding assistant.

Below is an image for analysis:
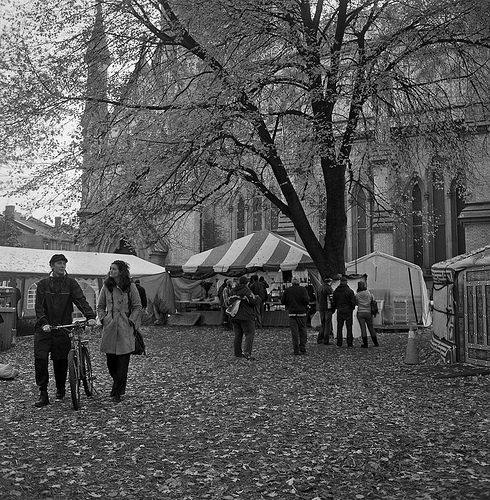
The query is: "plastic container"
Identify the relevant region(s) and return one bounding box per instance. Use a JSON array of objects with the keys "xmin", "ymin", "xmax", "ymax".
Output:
[{"xmin": 373, "ymin": 300, "xmax": 384, "ymax": 326}]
